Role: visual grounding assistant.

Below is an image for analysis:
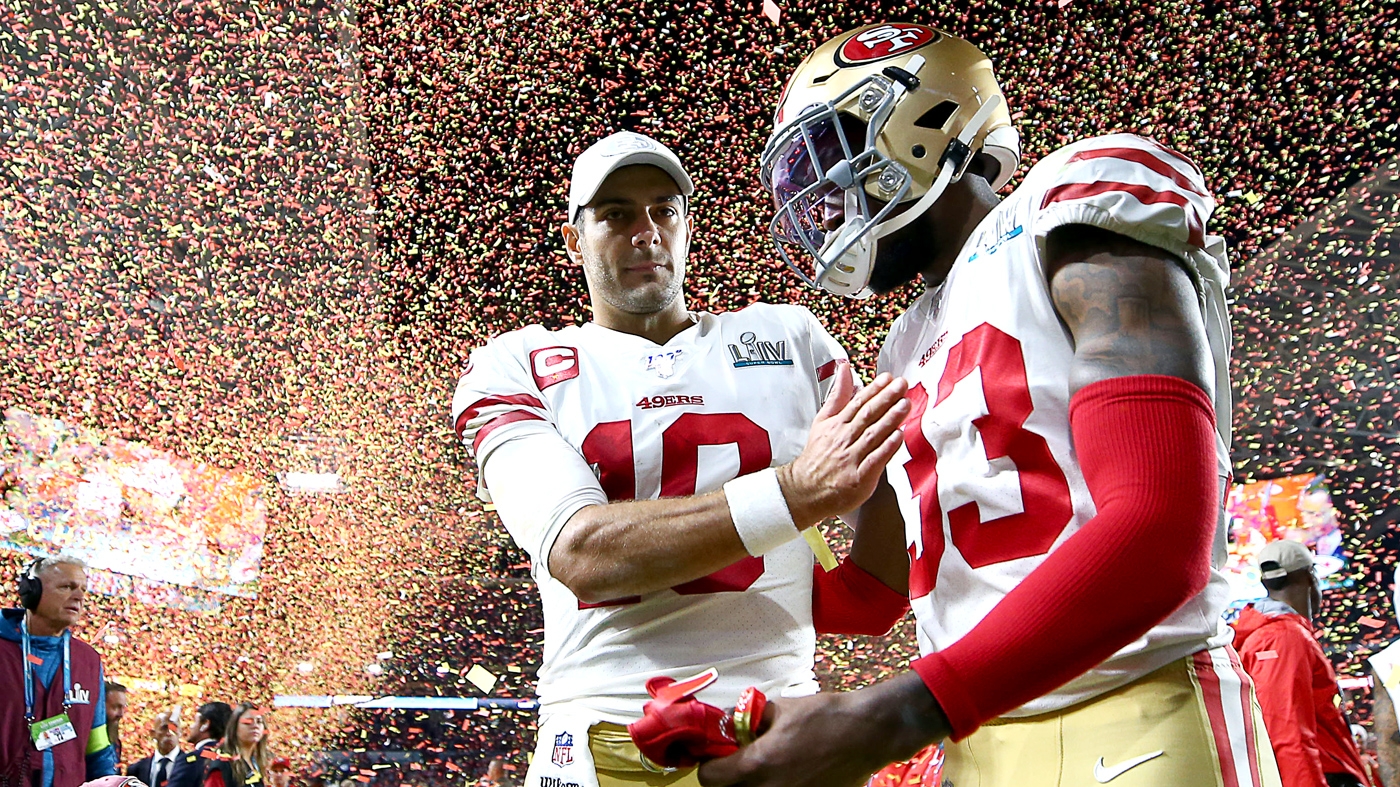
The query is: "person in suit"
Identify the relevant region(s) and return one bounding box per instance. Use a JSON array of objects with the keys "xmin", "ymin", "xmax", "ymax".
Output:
[
  {"xmin": 127, "ymin": 713, "xmax": 181, "ymax": 787},
  {"xmin": 165, "ymin": 702, "xmax": 232, "ymax": 787}
]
